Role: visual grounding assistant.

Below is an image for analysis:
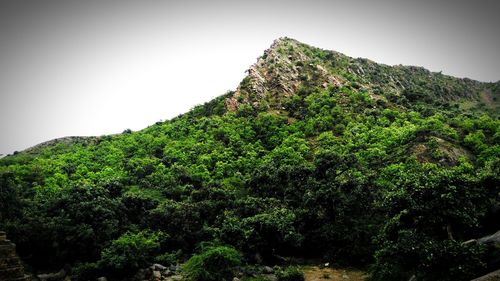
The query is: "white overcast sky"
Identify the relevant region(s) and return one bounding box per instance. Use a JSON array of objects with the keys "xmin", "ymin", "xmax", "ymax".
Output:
[{"xmin": 1, "ymin": 0, "xmax": 499, "ymax": 156}]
